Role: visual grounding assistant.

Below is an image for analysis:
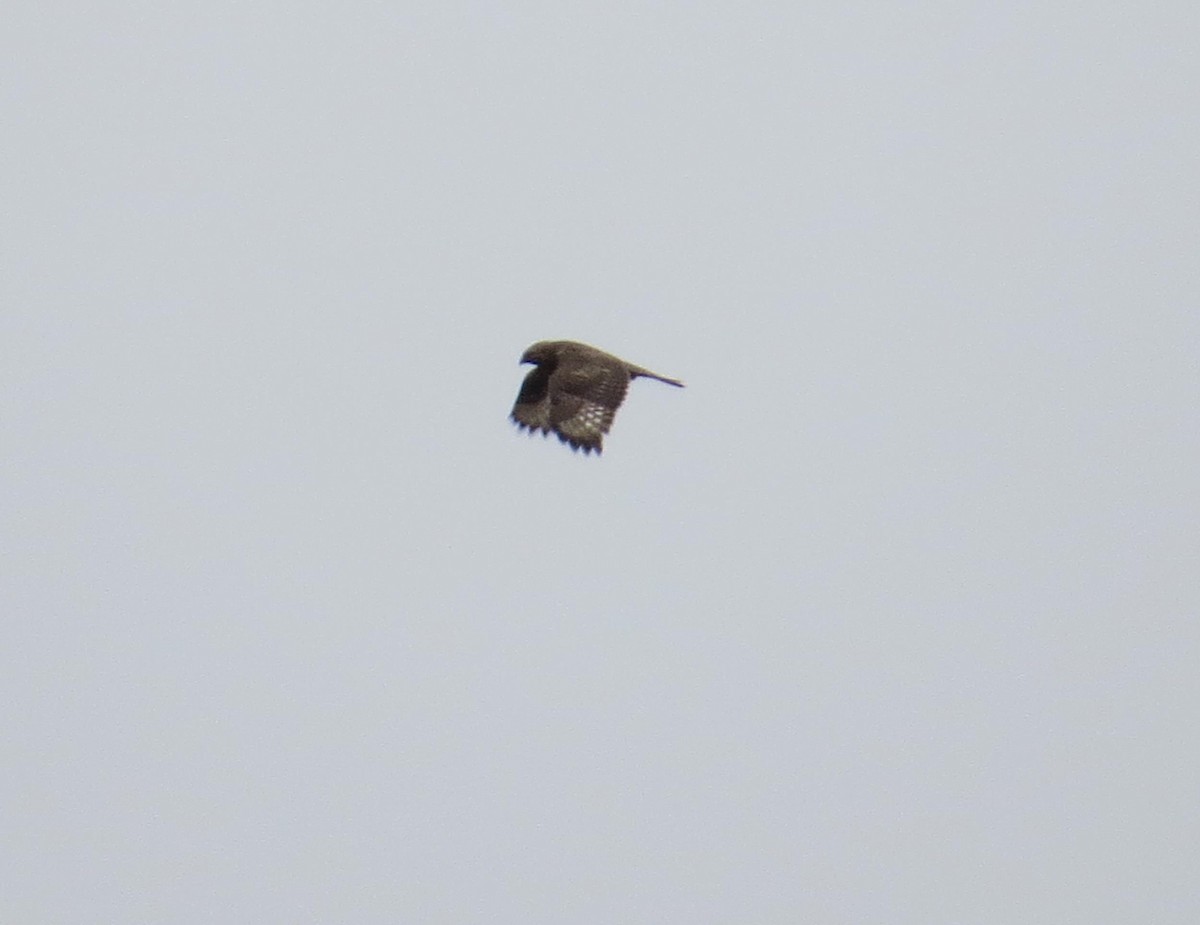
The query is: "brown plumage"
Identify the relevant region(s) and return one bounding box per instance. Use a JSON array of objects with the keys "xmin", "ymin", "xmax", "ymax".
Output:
[{"xmin": 510, "ymin": 340, "xmax": 684, "ymax": 454}]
